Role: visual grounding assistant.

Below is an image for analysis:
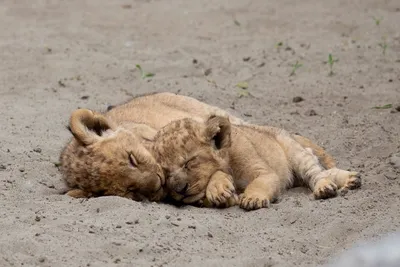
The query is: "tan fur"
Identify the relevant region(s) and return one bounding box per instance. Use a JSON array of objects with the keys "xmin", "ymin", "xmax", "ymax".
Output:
[
  {"xmin": 60, "ymin": 93, "xmax": 242, "ymax": 202},
  {"xmin": 60, "ymin": 92, "xmax": 359, "ymax": 208},
  {"xmin": 150, "ymin": 116, "xmax": 362, "ymax": 210}
]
